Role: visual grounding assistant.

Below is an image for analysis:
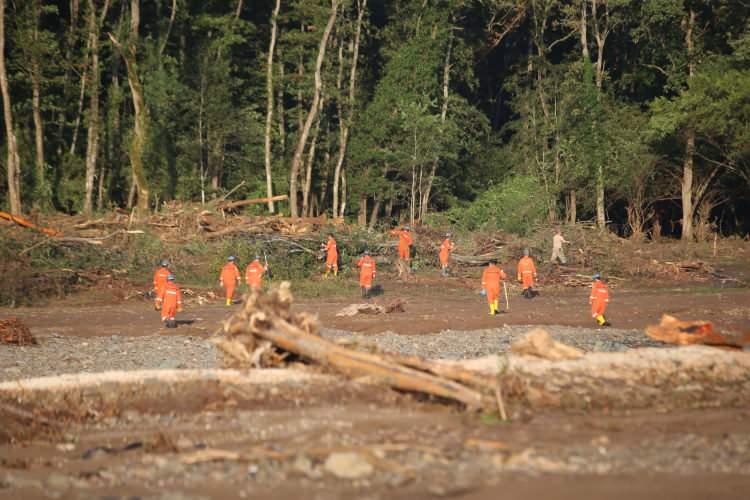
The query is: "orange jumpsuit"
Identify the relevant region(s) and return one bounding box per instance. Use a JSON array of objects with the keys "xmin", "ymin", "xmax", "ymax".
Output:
[
  {"xmin": 325, "ymin": 238, "xmax": 338, "ymax": 272},
  {"xmin": 397, "ymin": 230, "xmax": 413, "ymax": 260},
  {"xmin": 220, "ymin": 262, "xmax": 241, "ymax": 301},
  {"xmin": 517, "ymin": 256, "xmax": 537, "ymax": 289},
  {"xmin": 482, "ymin": 264, "xmax": 506, "ymax": 309},
  {"xmin": 590, "ymin": 280, "xmax": 610, "ymax": 319},
  {"xmin": 357, "ymin": 255, "xmax": 376, "ymax": 288},
  {"xmin": 153, "ymin": 266, "xmax": 170, "ymax": 309},
  {"xmin": 245, "ymin": 260, "xmax": 266, "ymax": 290},
  {"xmin": 439, "ymin": 239, "xmax": 454, "ymax": 267},
  {"xmin": 160, "ymin": 281, "xmax": 182, "ymax": 322}
]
